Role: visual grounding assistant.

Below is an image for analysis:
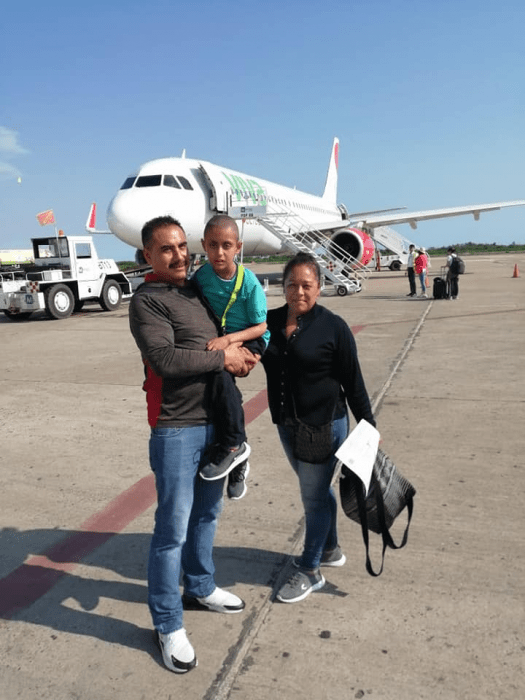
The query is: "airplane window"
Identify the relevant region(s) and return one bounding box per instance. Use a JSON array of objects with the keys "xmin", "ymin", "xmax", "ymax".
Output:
[
  {"xmin": 177, "ymin": 176, "xmax": 193, "ymax": 190},
  {"xmin": 136, "ymin": 175, "xmax": 162, "ymax": 187},
  {"xmin": 163, "ymin": 175, "xmax": 181, "ymax": 189},
  {"xmin": 120, "ymin": 177, "xmax": 136, "ymax": 190}
]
